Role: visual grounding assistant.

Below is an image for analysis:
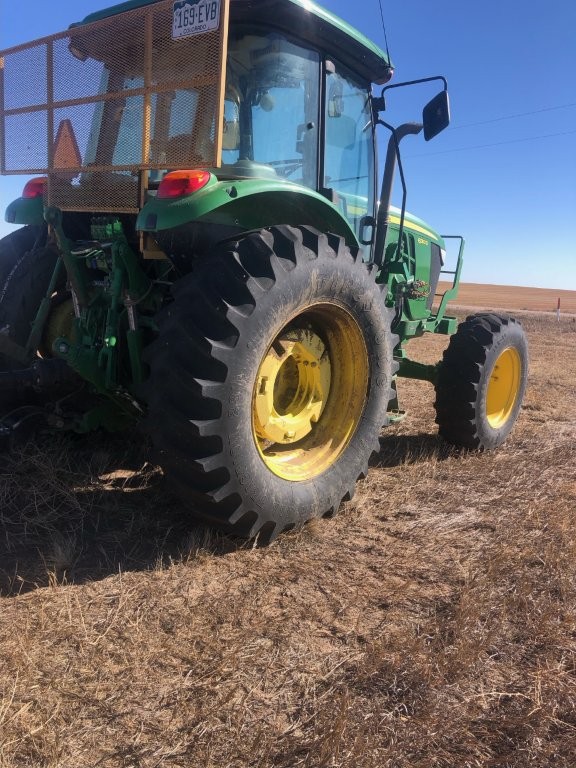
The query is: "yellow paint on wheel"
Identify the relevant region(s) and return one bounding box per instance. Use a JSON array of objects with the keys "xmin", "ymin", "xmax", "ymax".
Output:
[
  {"xmin": 41, "ymin": 298, "xmax": 76, "ymax": 358},
  {"xmin": 252, "ymin": 303, "xmax": 369, "ymax": 481},
  {"xmin": 486, "ymin": 346, "xmax": 521, "ymax": 429}
]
